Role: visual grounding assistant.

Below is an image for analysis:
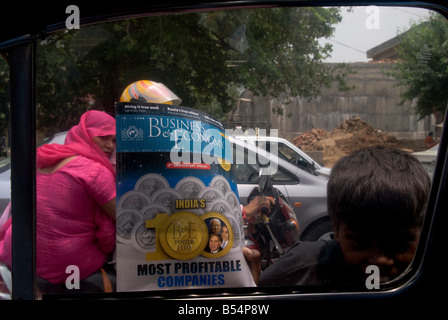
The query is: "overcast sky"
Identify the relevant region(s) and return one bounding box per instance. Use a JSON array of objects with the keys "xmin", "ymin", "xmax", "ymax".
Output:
[{"xmin": 321, "ymin": 6, "xmax": 432, "ymax": 63}]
